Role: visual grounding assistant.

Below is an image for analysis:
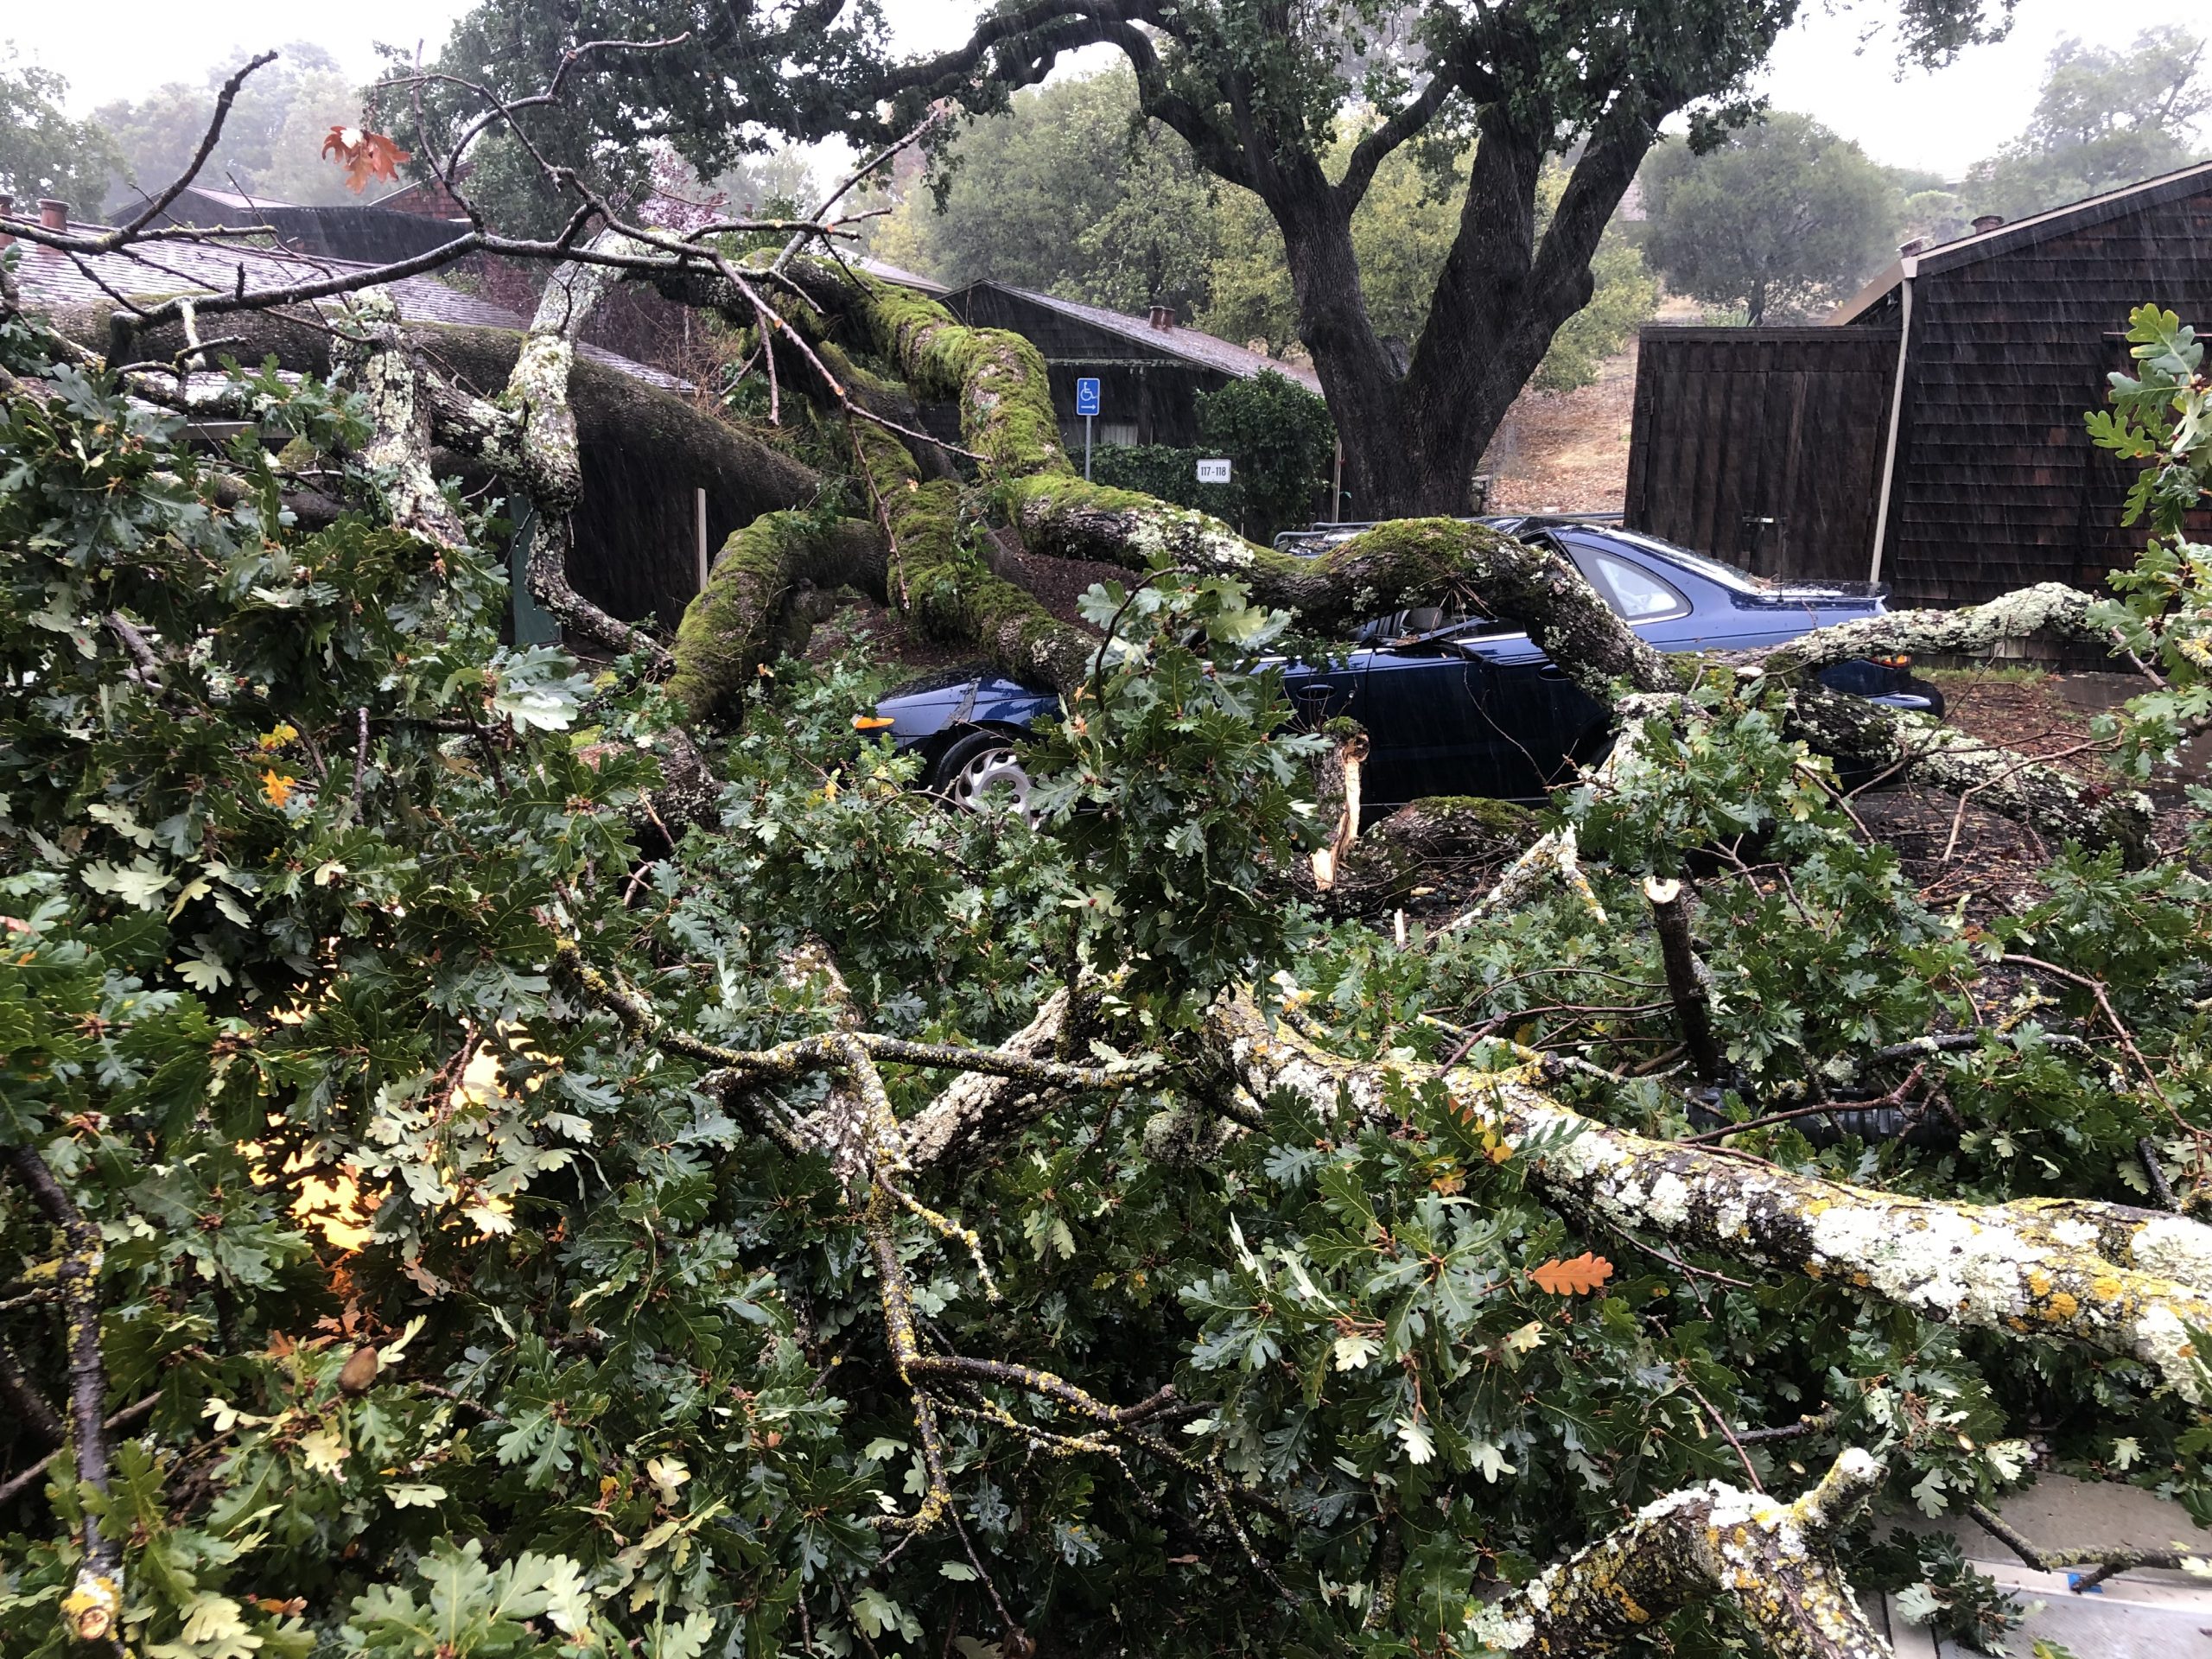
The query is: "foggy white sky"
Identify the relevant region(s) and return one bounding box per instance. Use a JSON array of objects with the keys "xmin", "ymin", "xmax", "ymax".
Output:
[{"xmin": 8, "ymin": 0, "xmax": 2208, "ymax": 181}]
